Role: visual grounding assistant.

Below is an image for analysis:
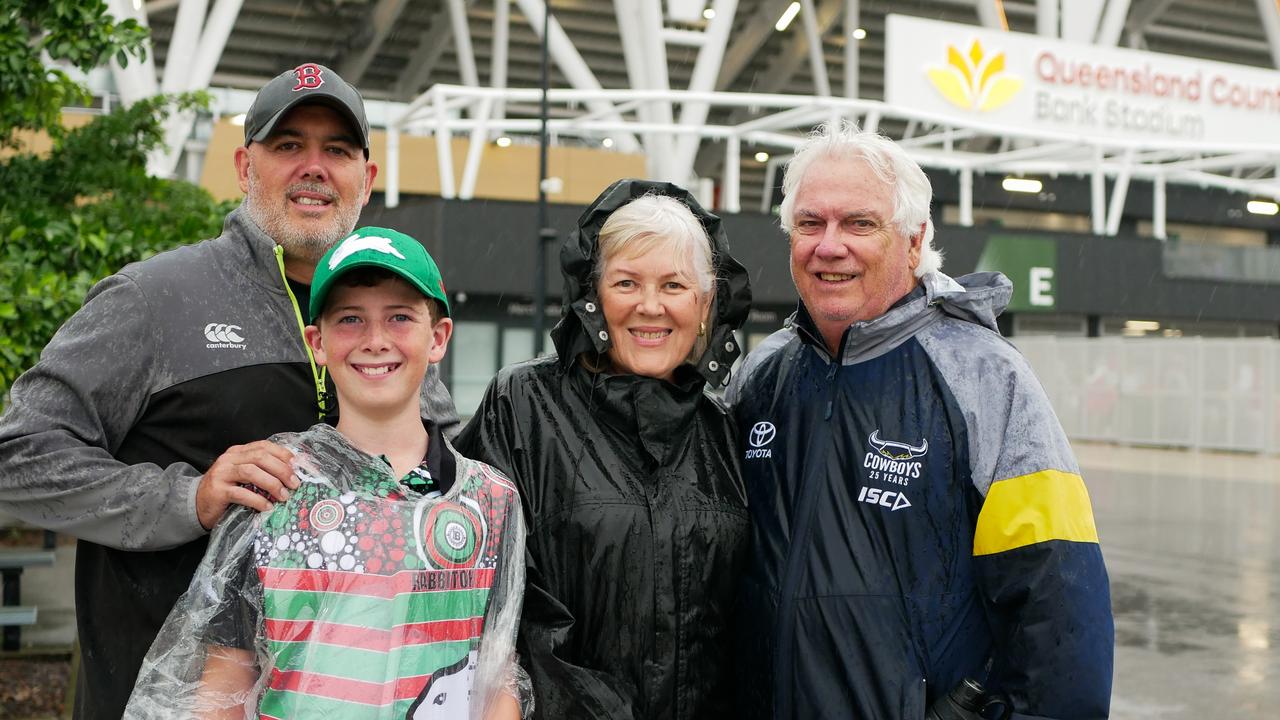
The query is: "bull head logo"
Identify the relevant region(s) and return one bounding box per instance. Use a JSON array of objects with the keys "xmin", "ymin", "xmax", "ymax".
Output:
[{"xmin": 868, "ymin": 430, "xmax": 929, "ymax": 460}]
